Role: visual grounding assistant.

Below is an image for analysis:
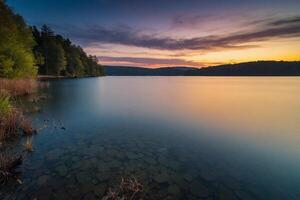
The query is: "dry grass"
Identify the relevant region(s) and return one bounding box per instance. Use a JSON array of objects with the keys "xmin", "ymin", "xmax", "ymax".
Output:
[
  {"xmin": 0, "ymin": 110, "xmax": 36, "ymax": 143},
  {"xmin": 0, "ymin": 79, "xmax": 38, "ymax": 97},
  {"xmin": 24, "ymin": 137, "xmax": 34, "ymax": 152},
  {"xmin": 0, "ymin": 78, "xmax": 43, "ymax": 142},
  {"xmin": 0, "ymin": 110, "xmax": 21, "ymax": 142},
  {"xmin": 19, "ymin": 117, "xmax": 36, "ymax": 136},
  {"xmin": 102, "ymin": 177, "xmax": 143, "ymax": 200}
]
